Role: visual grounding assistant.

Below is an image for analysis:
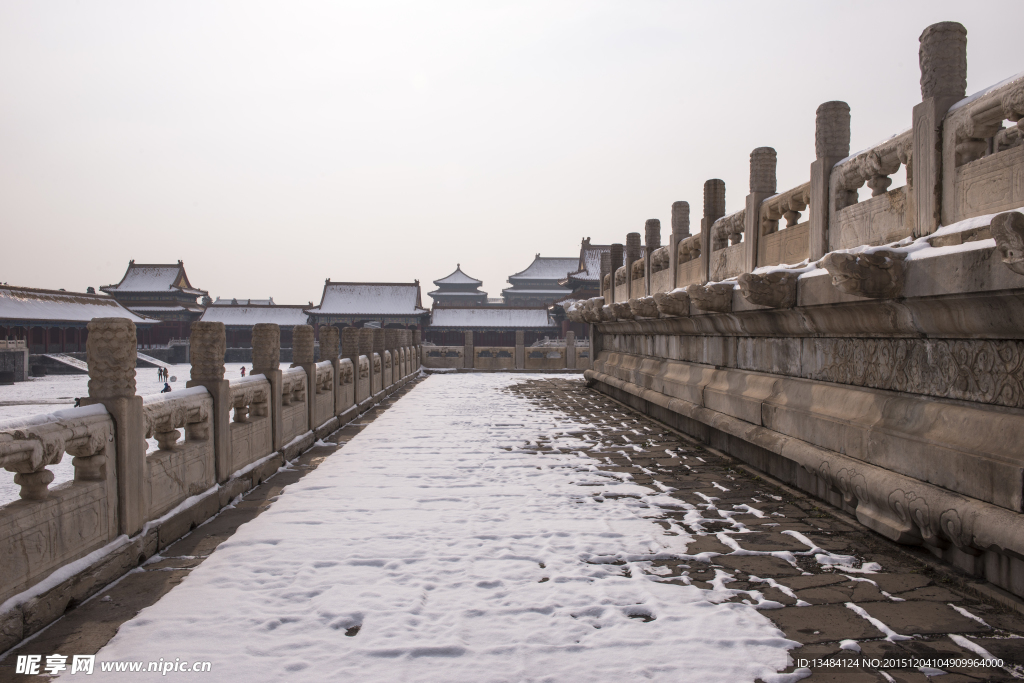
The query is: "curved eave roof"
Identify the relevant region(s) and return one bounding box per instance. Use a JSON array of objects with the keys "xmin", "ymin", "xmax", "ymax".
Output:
[{"xmin": 433, "ymin": 266, "xmax": 483, "ymax": 287}]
